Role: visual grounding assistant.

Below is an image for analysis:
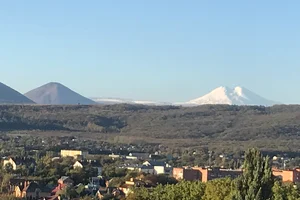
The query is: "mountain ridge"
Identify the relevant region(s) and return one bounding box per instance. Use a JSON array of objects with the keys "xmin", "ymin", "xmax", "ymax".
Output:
[
  {"xmin": 24, "ymin": 82, "xmax": 96, "ymax": 105},
  {"xmin": 0, "ymin": 82, "xmax": 35, "ymax": 104}
]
